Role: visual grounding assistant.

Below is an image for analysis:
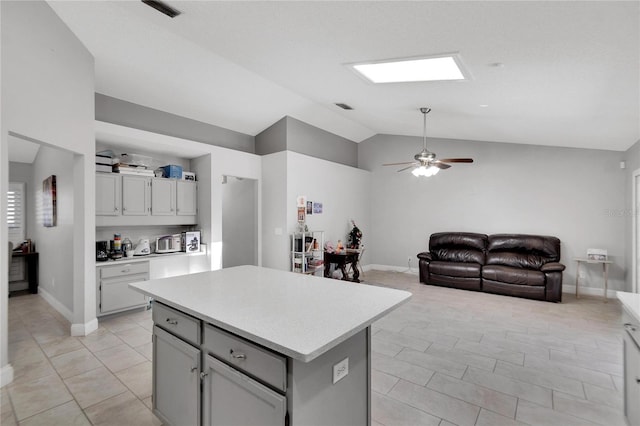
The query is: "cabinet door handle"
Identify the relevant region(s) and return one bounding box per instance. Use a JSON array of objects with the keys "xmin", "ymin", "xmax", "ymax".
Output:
[
  {"xmin": 114, "ymin": 207, "xmax": 118, "ymax": 212},
  {"xmin": 121, "ymin": 269, "xmax": 130, "ymax": 273},
  {"xmin": 230, "ymin": 349, "xmax": 246, "ymax": 360},
  {"xmin": 200, "ymin": 372, "xmax": 208, "ymax": 379},
  {"xmin": 190, "ymin": 366, "xmax": 198, "ymax": 373},
  {"xmin": 624, "ymin": 323, "xmax": 638, "ymax": 332},
  {"xmin": 166, "ymin": 318, "xmax": 178, "ymax": 325},
  {"xmin": 123, "ymin": 207, "xmax": 126, "ymax": 211}
]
